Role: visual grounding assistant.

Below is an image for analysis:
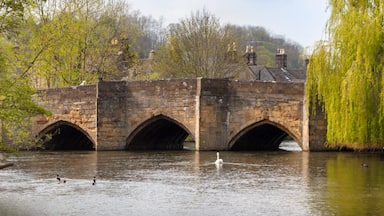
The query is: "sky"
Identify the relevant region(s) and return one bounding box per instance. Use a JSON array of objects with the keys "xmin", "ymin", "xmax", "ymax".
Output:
[{"xmin": 126, "ymin": 0, "xmax": 330, "ymax": 49}]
